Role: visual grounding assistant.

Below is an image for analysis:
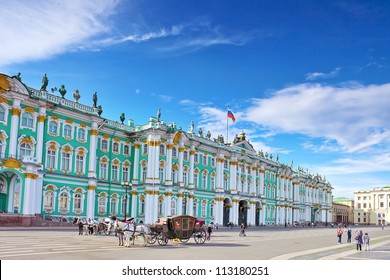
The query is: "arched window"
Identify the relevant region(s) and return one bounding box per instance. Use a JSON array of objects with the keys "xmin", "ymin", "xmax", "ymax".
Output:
[
  {"xmin": 73, "ymin": 193, "xmax": 82, "ymax": 211},
  {"xmin": 75, "ymin": 153, "xmax": 84, "ymax": 173},
  {"xmin": 61, "ymin": 151, "xmax": 71, "ymax": 171},
  {"xmin": 20, "ymin": 143, "xmax": 32, "ymax": 157},
  {"xmin": 202, "ymin": 173, "xmax": 207, "ymax": 190},
  {"xmin": 44, "ymin": 191, "xmax": 54, "ymax": 210},
  {"xmin": 142, "ymin": 144, "xmax": 148, "ymax": 155},
  {"xmin": 77, "ymin": 128, "xmax": 86, "ymax": 141},
  {"xmin": 172, "ymin": 147, "xmax": 177, "ymax": 158},
  {"xmin": 123, "ymin": 145, "xmax": 130, "ymax": 155},
  {"xmin": 113, "ymin": 142, "xmax": 119, "ymax": 153},
  {"xmin": 210, "ymin": 202, "xmax": 214, "ymax": 218},
  {"xmin": 193, "ymin": 200, "xmax": 198, "ymax": 216},
  {"xmin": 210, "ymin": 175, "xmax": 216, "ymax": 190},
  {"xmin": 158, "ymin": 199, "xmax": 164, "ymax": 216},
  {"xmin": 159, "ymin": 144, "xmax": 165, "ymax": 155},
  {"xmin": 59, "ymin": 192, "xmax": 69, "ymax": 210},
  {"xmin": 101, "ymin": 139, "xmax": 108, "ymax": 151},
  {"xmin": 100, "ymin": 161, "xmax": 107, "ymax": 179},
  {"xmin": 159, "ymin": 167, "xmax": 164, "ymax": 183},
  {"xmin": 170, "ymin": 199, "xmax": 176, "ymax": 216},
  {"xmin": 63, "ymin": 124, "xmax": 72, "ymax": 138},
  {"xmin": 46, "ymin": 149, "xmax": 56, "ymax": 169},
  {"xmin": 21, "ymin": 112, "xmax": 34, "ymax": 128},
  {"xmin": 110, "ymin": 197, "xmax": 117, "ymax": 215},
  {"xmin": 48, "ymin": 121, "xmax": 58, "ymax": 134},
  {"xmin": 139, "ymin": 196, "xmax": 145, "ymax": 215},
  {"xmin": 142, "ymin": 166, "xmax": 147, "ymax": 183},
  {"xmin": 183, "ymin": 151, "xmax": 188, "ymax": 161},
  {"xmin": 201, "ymin": 201, "xmax": 207, "ymax": 217},
  {"xmin": 98, "ymin": 196, "xmax": 106, "ymax": 214}
]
